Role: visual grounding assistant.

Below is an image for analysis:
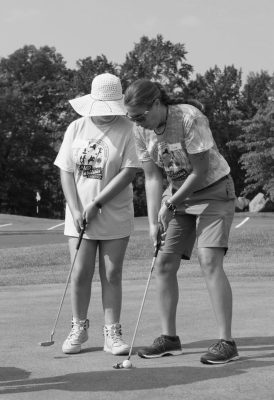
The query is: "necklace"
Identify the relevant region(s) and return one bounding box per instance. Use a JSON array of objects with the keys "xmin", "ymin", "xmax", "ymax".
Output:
[{"xmin": 154, "ymin": 106, "xmax": 169, "ymax": 136}]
